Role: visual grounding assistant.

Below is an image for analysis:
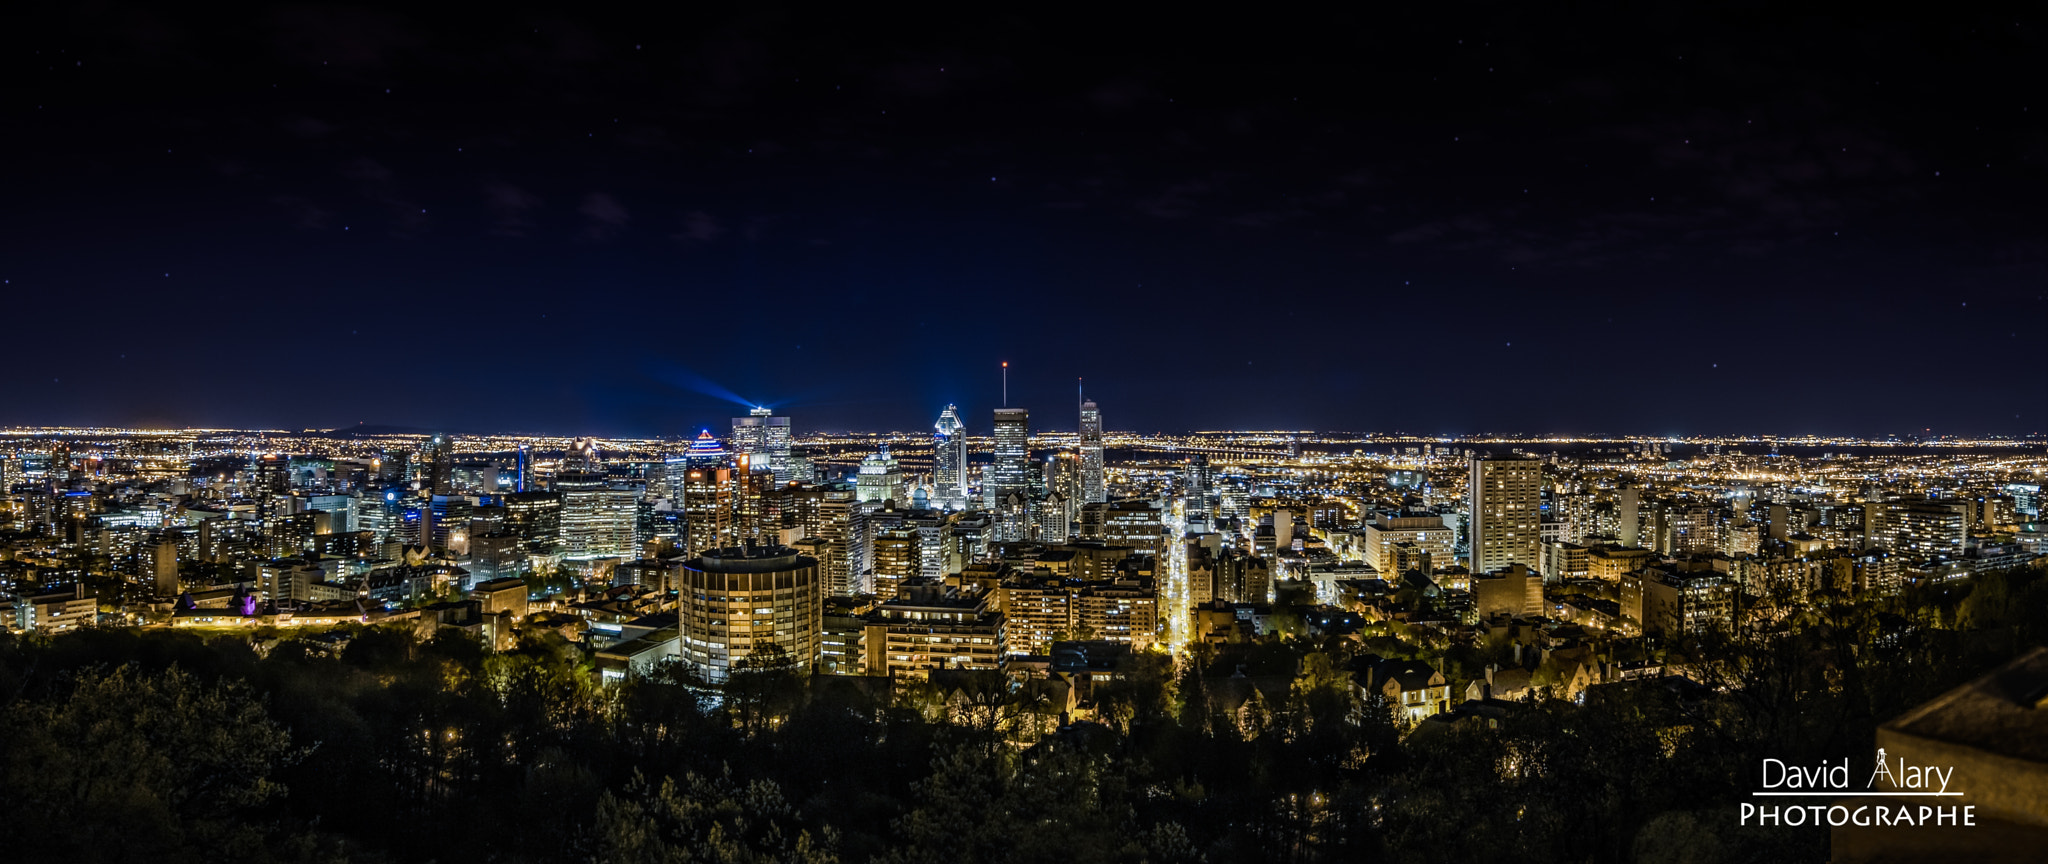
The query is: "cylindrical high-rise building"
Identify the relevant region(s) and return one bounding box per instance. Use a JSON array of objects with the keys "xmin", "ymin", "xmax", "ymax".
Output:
[{"xmin": 677, "ymin": 544, "xmax": 822, "ymax": 681}]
